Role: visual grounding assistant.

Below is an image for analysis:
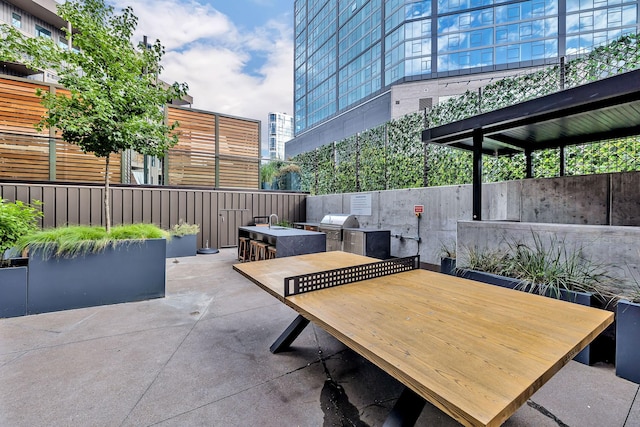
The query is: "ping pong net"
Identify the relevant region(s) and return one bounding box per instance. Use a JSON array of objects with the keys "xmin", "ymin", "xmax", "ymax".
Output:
[{"xmin": 284, "ymin": 255, "xmax": 420, "ymax": 297}]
